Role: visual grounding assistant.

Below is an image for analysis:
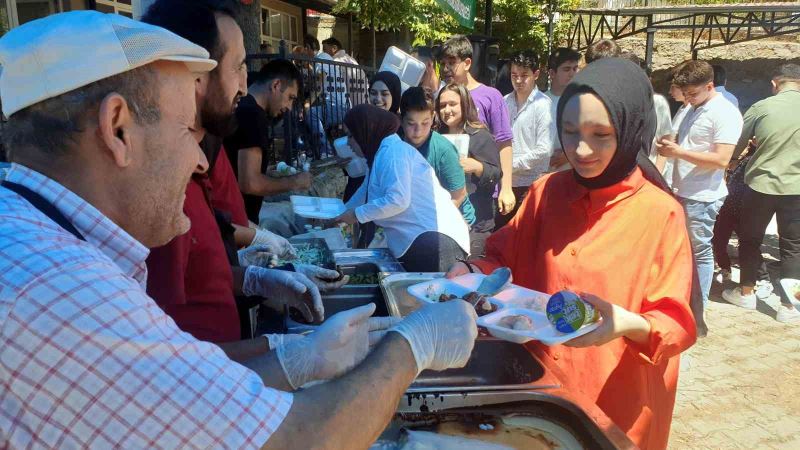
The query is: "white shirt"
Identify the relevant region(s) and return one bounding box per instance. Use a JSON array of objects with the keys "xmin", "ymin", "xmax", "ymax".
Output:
[
  {"xmin": 545, "ymin": 90, "xmax": 561, "ymax": 150},
  {"xmin": 504, "ymin": 88, "xmax": 554, "ymax": 187},
  {"xmin": 314, "ymin": 52, "xmax": 348, "ymax": 107},
  {"xmin": 715, "ymin": 86, "xmax": 740, "ymax": 109},
  {"xmin": 673, "ymin": 93, "xmax": 744, "ymax": 202},
  {"xmin": 346, "ymin": 134, "xmax": 470, "ymax": 257},
  {"xmin": 650, "ymin": 94, "xmax": 674, "ymax": 164},
  {"xmin": 661, "ymin": 103, "xmax": 692, "ymax": 186}
]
